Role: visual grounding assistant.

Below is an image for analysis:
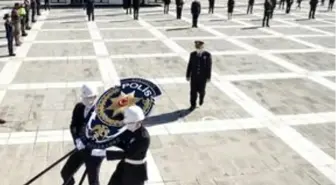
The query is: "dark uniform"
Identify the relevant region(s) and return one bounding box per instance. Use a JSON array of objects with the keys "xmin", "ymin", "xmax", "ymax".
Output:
[
  {"xmin": 208, "ymin": 0, "xmax": 215, "ymax": 13},
  {"xmin": 44, "ymin": 0, "xmax": 50, "ymax": 10},
  {"xmin": 270, "ymin": 0, "xmax": 276, "ymax": 18},
  {"xmin": 191, "ymin": 0, "xmax": 201, "ymax": 28},
  {"xmin": 285, "ymin": 0, "xmax": 294, "ymax": 13},
  {"xmin": 227, "ymin": 0, "xmax": 235, "ymax": 20},
  {"xmin": 31, "ymin": 0, "xmax": 37, "ymax": 22},
  {"xmin": 309, "ymin": 0, "xmax": 318, "ymax": 19},
  {"xmin": 60, "ymin": 103, "xmax": 104, "ymax": 185},
  {"xmin": 86, "ymin": 0, "xmax": 95, "ymax": 21},
  {"xmin": 106, "ymin": 126, "xmax": 150, "ymax": 185},
  {"xmin": 163, "ymin": 0, "xmax": 171, "ymax": 14},
  {"xmin": 328, "ymin": 0, "xmax": 335, "ymax": 10},
  {"xmin": 247, "ymin": 0, "xmax": 254, "ymax": 14},
  {"xmin": 24, "ymin": 0, "xmax": 31, "ymax": 30},
  {"xmin": 279, "ymin": 0, "xmax": 285, "ymax": 9},
  {"xmin": 186, "ymin": 41, "xmax": 212, "ymax": 110},
  {"xmin": 36, "ymin": 0, "xmax": 41, "ymax": 15},
  {"xmin": 262, "ymin": 0, "xmax": 273, "ymax": 27},
  {"xmin": 296, "ymin": 0, "xmax": 302, "ymax": 9},
  {"xmin": 133, "ymin": 0, "xmax": 140, "ymax": 20},
  {"xmin": 123, "ymin": 0, "xmax": 132, "ymax": 14},
  {"xmin": 4, "ymin": 14, "xmax": 15, "ymax": 56},
  {"xmin": 176, "ymin": 0, "xmax": 184, "ymax": 19}
]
